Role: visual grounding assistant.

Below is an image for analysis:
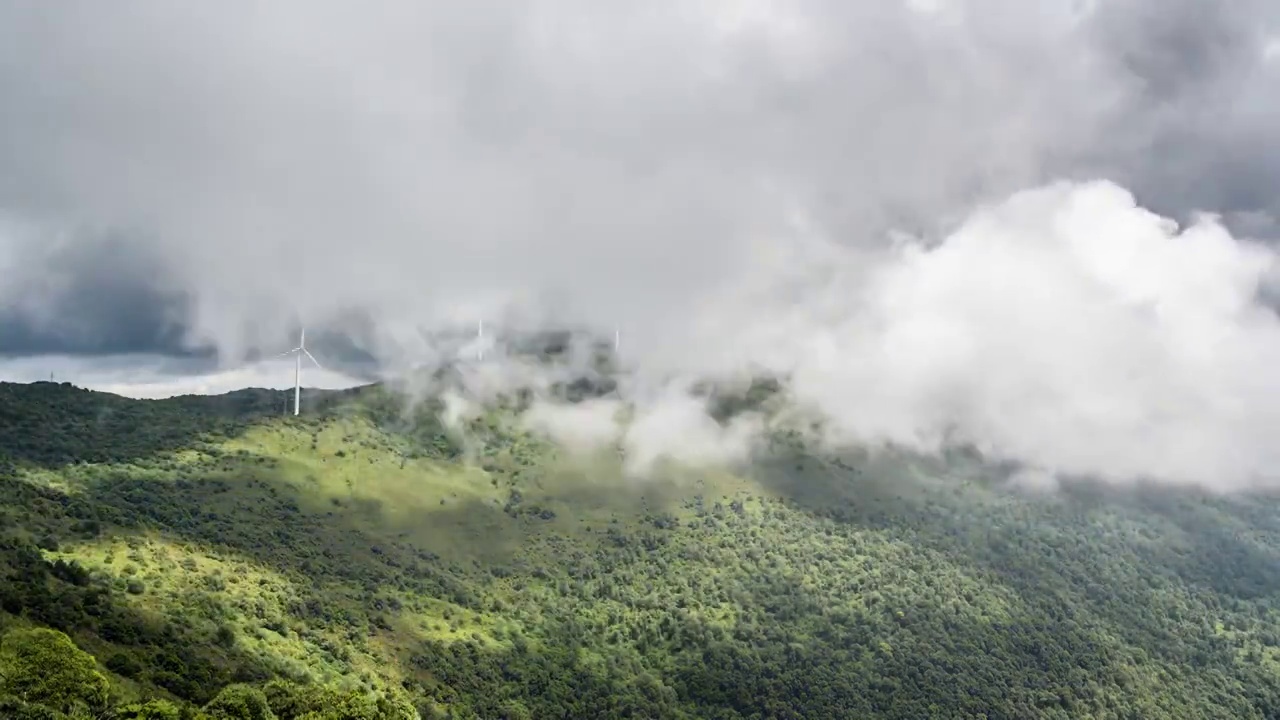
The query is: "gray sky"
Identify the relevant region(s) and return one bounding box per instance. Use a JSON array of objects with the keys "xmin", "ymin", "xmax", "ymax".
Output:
[
  {"xmin": 0, "ymin": 0, "xmax": 1275, "ymax": 361},
  {"xmin": 2, "ymin": 0, "xmax": 1280, "ymax": 487}
]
